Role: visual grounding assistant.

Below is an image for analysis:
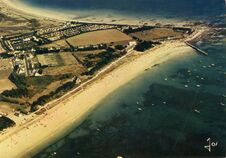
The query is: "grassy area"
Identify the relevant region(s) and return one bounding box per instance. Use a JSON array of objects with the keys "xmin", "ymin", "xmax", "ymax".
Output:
[
  {"xmin": 0, "ymin": 59, "xmax": 15, "ymax": 93},
  {"xmin": 37, "ymin": 52, "xmax": 78, "ymax": 67},
  {"xmin": 2, "ymin": 73, "xmax": 72, "ymax": 98},
  {"xmin": 41, "ymin": 40, "xmax": 69, "ymax": 48},
  {"xmin": 31, "ymin": 79, "xmax": 76, "ymax": 111},
  {"xmin": 83, "ymin": 48, "xmax": 125, "ymax": 75},
  {"xmin": 25, "ymin": 76, "xmax": 56, "ymax": 89},
  {"xmin": 67, "ymin": 29, "xmax": 133, "ymax": 46},
  {"xmin": 130, "ymin": 28, "xmax": 183, "ymax": 41}
]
